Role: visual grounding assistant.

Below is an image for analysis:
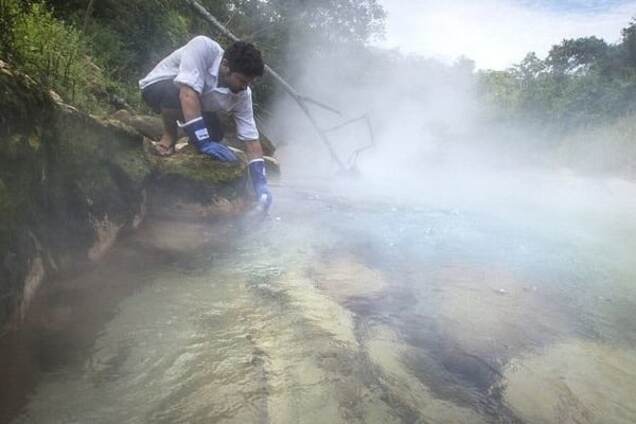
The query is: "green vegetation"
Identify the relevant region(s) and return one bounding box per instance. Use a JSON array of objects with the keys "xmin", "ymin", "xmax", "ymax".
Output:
[
  {"xmin": 478, "ymin": 20, "xmax": 636, "ymax": 131},
  {"xmin": 476, "ymin": 19, "xmax": 636, "ymax": 174},
  {"xmin": 1, "ymin": 1, "xmax": 109, "ymax": 113},
  {"xmin": 0, "ymin": 1, "xmax": 634, "ymax": 176},
  {"xmin": 0, "ymin": 0, "xmax": 384, "ymax": 114}
]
